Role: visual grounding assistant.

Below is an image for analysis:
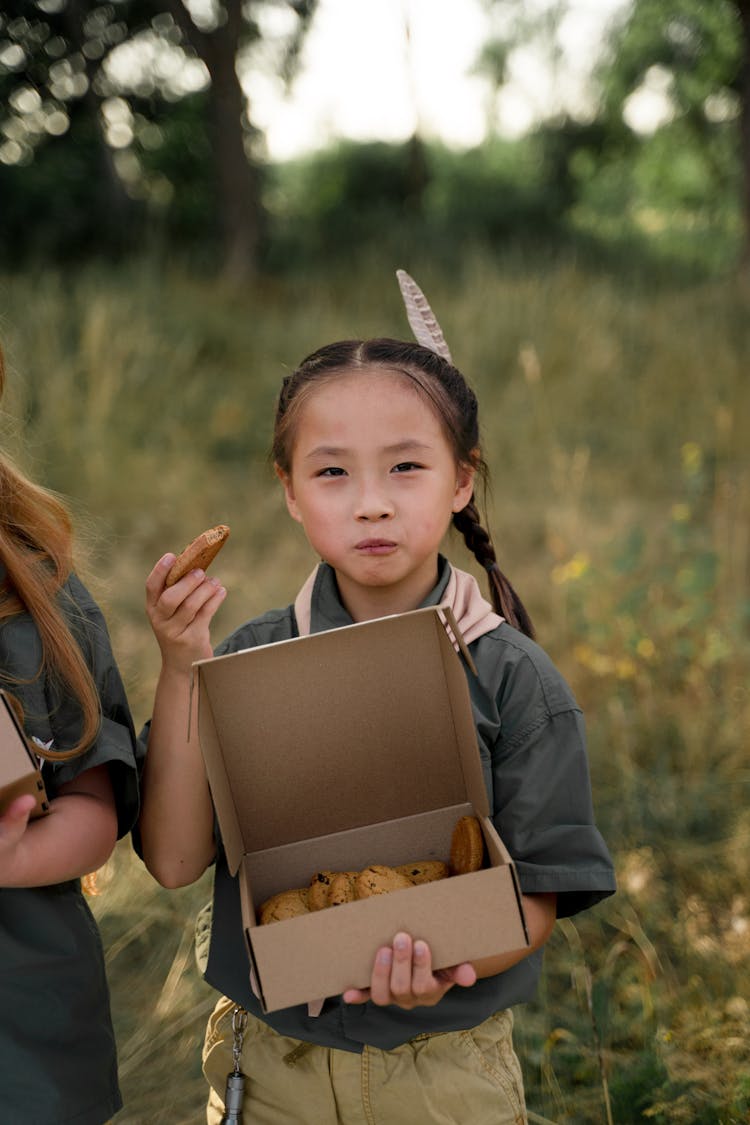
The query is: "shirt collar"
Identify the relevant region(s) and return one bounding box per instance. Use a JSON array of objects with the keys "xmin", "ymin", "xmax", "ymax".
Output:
[{"xmin": 307, "ymin": 556, "xmax": 452, "ymax": 635}]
